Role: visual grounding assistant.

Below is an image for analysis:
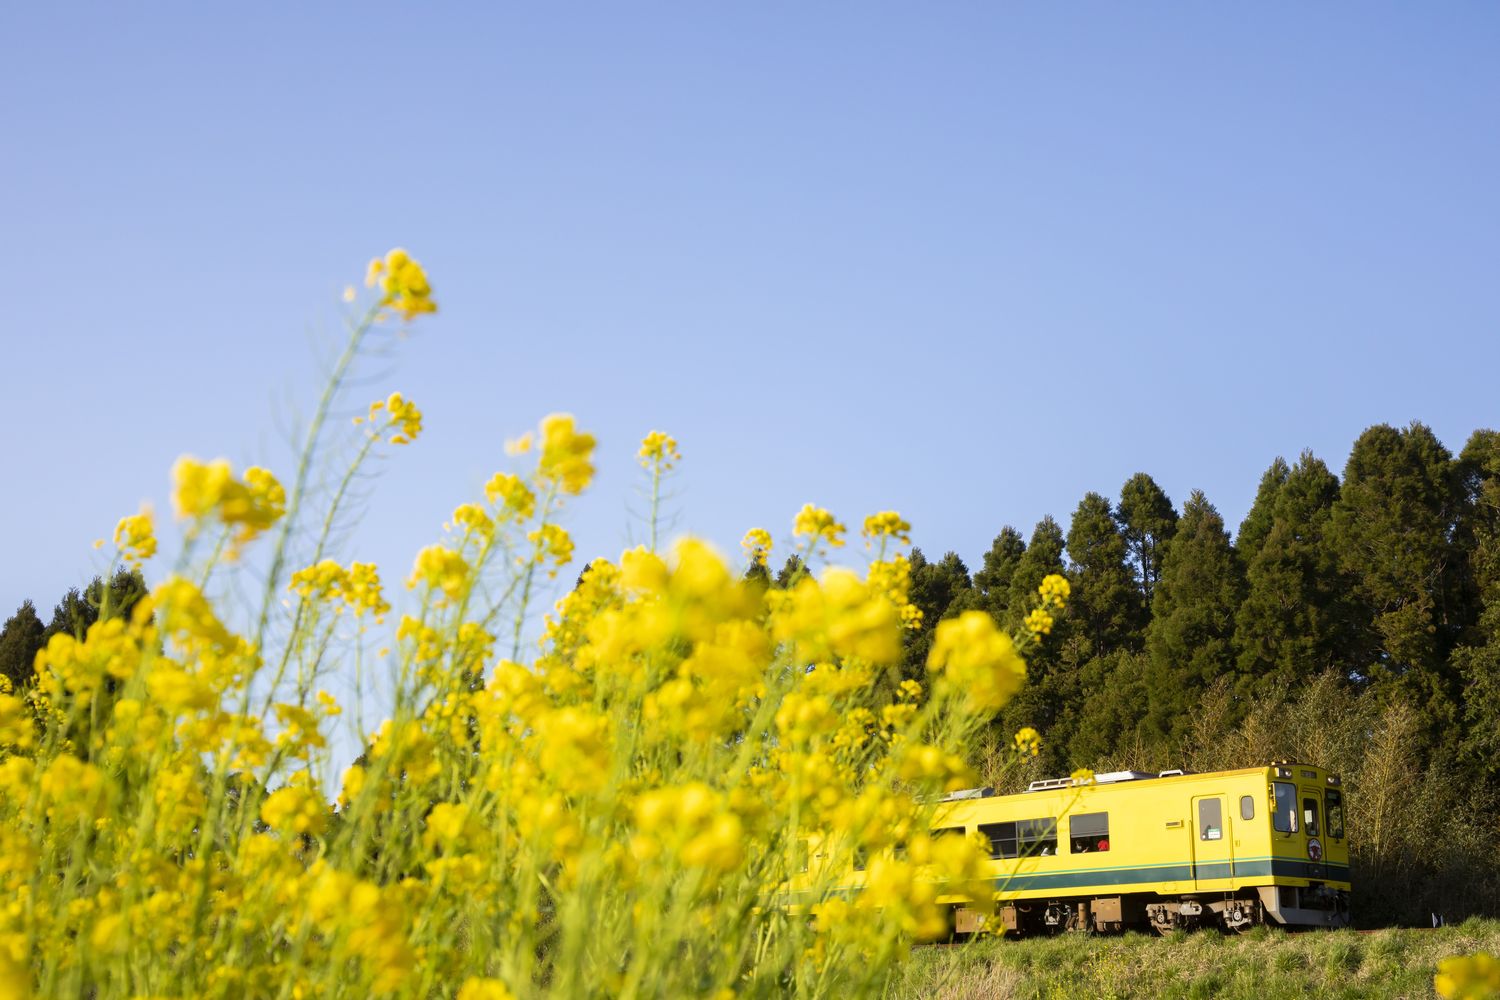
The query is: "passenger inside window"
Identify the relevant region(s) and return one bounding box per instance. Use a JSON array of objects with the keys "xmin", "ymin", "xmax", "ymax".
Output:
[
  {"xmin": 1018, "ymin": 818, "xmax": 1058, "ymax": 857},
  {"xmin": 1069, "ymin": 812, "xmax": 1109, "ymax": 854}
]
